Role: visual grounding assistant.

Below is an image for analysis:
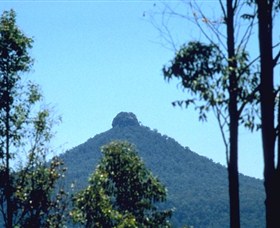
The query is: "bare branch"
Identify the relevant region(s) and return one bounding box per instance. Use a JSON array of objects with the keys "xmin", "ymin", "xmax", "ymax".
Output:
[
  {"xmin": 233, "ymin": 0, "xmax": 239, "ymax": 13},
  {"xmin": 147, "ymin": 1, "xmax": 195, "ymax": 51},
  {"xmin": 213, "ymin": 105, "xmax": 230, "ymax": 165},
  {"xmin": 237, "ymin": 13, "xmax": 257, "ymax": 52},
  {"xmin": 219, "ymin": 0, "xmax": 227, "ymax": 19},
  {"xmin": 160, "ymin": 11, "xmax": 178, "ymax": 51},
  {"xmin": 274, "ymin": 50, "xmax": 280, "ymax": 67},
  {"xmin": 190, "ymin": 1, "xmax": 227, "ymax": 51},
  {"xmin": 148, "ymin": 8, "xmax": 178, "ymax": 51}
]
